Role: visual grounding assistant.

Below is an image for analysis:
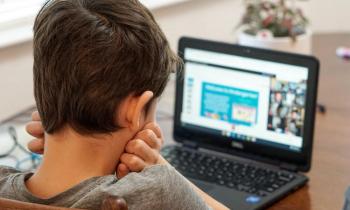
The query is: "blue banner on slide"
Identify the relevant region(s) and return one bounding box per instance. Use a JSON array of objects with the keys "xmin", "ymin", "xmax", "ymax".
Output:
[{"xmin": 201, "ymin": 82, "xmax": 259, "ymax": 127}]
